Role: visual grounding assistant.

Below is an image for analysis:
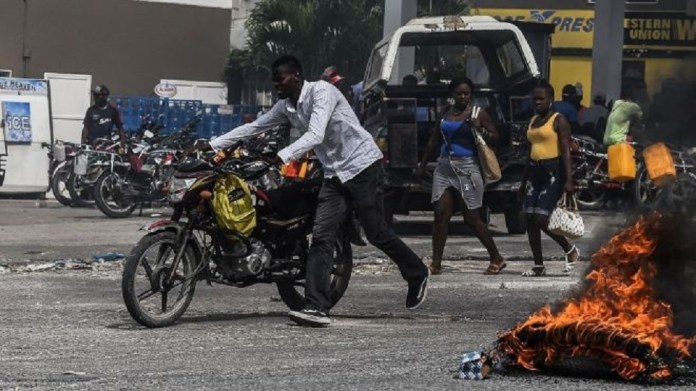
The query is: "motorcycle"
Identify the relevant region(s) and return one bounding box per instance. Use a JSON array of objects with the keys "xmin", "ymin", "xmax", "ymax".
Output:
[
  {"xmin": 67, "ymin": 137, "xmax": 123, "ymax": 207},
  {"xmin": 571, "ymin": 135, "xmax": 650, "ymax": 210},
  {"xmin": 92, "ymin": 114, "xmax": 199, "ymax": 218},
  {"xmin": 121, "ymin": 134, "xmax": 361, "ymax": 328}
]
